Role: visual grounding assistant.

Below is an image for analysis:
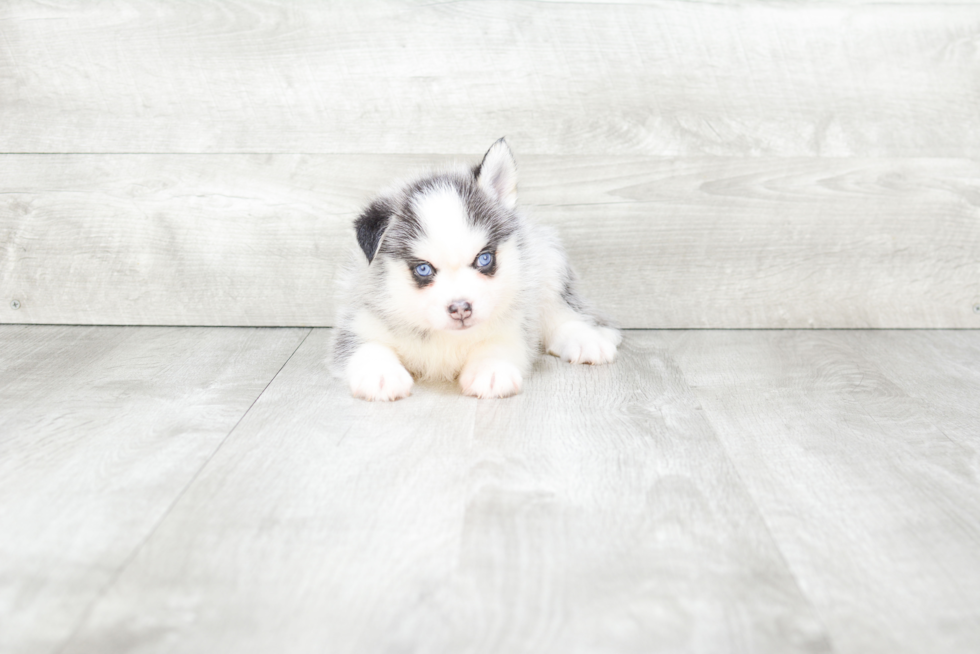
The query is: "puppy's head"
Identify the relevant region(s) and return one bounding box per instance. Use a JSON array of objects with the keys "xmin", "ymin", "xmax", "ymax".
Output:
[{"xmin": 355, "ymin": 139, "xmax": 522, "ymax": 333}]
